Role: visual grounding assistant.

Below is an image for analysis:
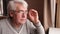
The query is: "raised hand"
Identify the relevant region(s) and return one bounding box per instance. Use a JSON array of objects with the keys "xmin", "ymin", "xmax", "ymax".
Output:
[{"xmin": 29, "ymin": 9, "xmax": 39, "ymax": 24}]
